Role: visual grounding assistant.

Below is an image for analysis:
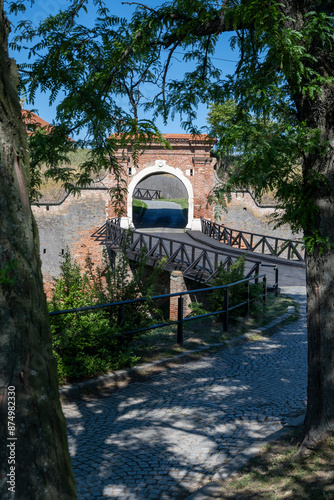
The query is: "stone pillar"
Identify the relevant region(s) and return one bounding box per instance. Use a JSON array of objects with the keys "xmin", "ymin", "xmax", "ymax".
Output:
[{"xmin": 169, "ymin": 270, "xmax": 192, "ymax": 321}]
